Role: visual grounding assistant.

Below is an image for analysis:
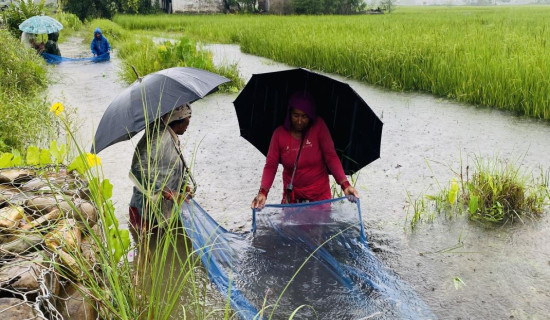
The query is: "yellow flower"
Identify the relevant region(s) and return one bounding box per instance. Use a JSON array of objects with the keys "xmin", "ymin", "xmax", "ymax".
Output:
[
  {"xmin": 158, "ymin": 45, "xmax": 167, "ymax": 53},
  {"xmin": 86, "ymin": 153, "xmax": 101, "ymax": 167},
  {"xmin": 50, "ymin": 102, "xmax": 64, "ymax": 116}
]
